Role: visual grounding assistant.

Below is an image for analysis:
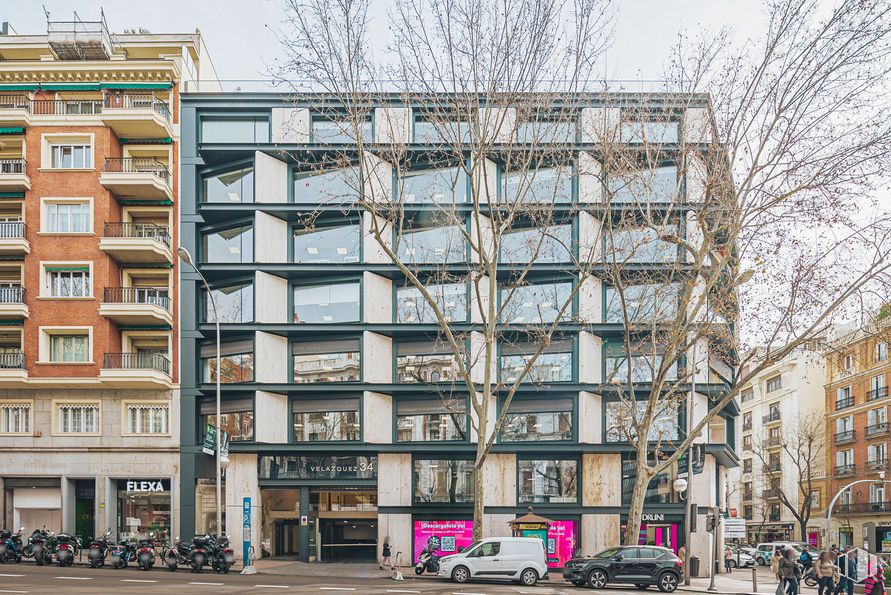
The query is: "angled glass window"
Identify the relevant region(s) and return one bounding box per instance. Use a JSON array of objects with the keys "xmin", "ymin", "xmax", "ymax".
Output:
[
  {"xmin": 206, "ymin": 282, "xmax": 253, "ymax": 323},
  {"xmin": 396, "ymin": 283, "xmax": 468, "ymax": 323},
  {"xmin": 500, "ymin": 281, "xmax": 573, "ymax": 324},
  {"xmin": 499, "ymin": 340, "xmax": 573, "ymax": 383},
  {"xmin": 398, "ymin": 166, "xmax": 467, "ymax": 203},
  {"xmin": 608, "ymin": 166, "xmax": 678, "ymax": 204},
  {"xmin": 413, "ymin": 459, "xmax": 474, "ymax": 503},
  {"xmin": 619, "ymin": 121, "xmax": 680, "ymax": 144},
  {"xmin": 292, "ymin": 398, "xmax": 360, "ymax": 442},
  {"xmin": 501, "ymin": 398, "xmax": 573, "ymax": 442},
  {"xmin": 203, "ymin": 225, "xmax": 254, "ymax": 263},
  {"xmin": 293, "ymin": 222, "xmax": 361, "ymax": 264},
  {"xmin": 311, "ymin": 117, "xmax": 373, "ymax": 144},
  {"xmin": 293, "ymin": 282, "xmax": 360, "ymax": 323},
  {"xmin": 293, "ymin": 167, "xmax": 360, "ymax": 204},
  {"xmin": 500, "ymin": 223, "xmax": 573, "ymax": 264},
  {"xmin": 396, "ymin": 341, "xmax": 463, "ymax": 384},
  {"xmin": 200, "ymin": 398, "xmax": 254, "ymax": 442},
  {"xmin": 606, "ymin": 401, "xmax": 679, "ymax": 443},
  {"xmin": 515, "ymin": 119, "xmax": 577, "ymax": 144},
  {"xmin": 502, "ymin": 165, "xmax": 573, "ymax": 203},
  {"xmin": 605, "ymin": 282, "xmax": 680, "ymax": 323},
  {"xmin": 518, "ymin": 459, "xmax": 577, "ymax": 503},
  {"xmin": 201, "ymin": 118, "xmax": 269, "ymax": 143},
  {"xmin": 396, "ymin": 399, "xmax": 467, "ymax": 442},
  {"xmin": 604, "ymin": 225, "xmax": 678, "ymax": 263},
  {"xmin": 621, "ymin": 453, "xmax": 681, "ymax": 503},
  {"xmin": 413, "ymin": 118, "xmax": 471, "ymax": 144},
  {"xmin": 202, "ymin": 340, "xmax": 254, "ymax": 383},
  {"xmin": 604, "ymin": 342, "xmax": 678, "ymax": 383},
  {"xmin": 293, "ymin": 339, "xmax": 361, "ymax": 383},
  {"xmin": 204, "ymin": 166, "xmax": 254, "ymax": 203},
  {"xmin": 397, "ymin": 223, "xmax": 466, "ymax": 263}
]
